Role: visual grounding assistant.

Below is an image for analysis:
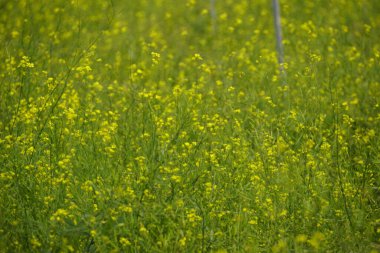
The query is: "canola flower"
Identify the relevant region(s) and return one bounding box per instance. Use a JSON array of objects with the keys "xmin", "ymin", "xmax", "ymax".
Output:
[{"xmin": 0, "ymin": 0, "xmax": 379, "ymax": 252}]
